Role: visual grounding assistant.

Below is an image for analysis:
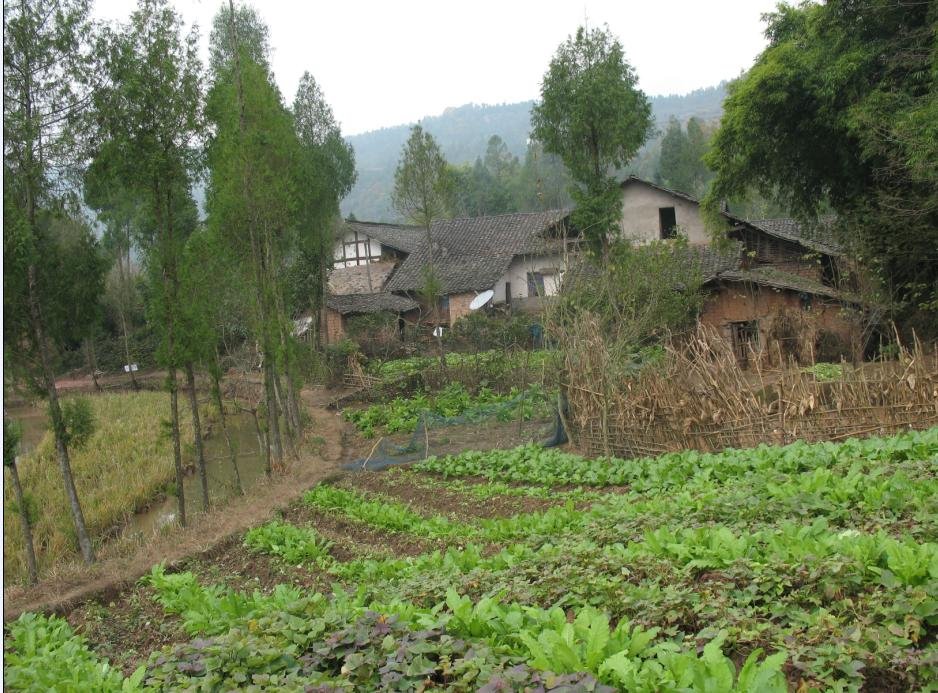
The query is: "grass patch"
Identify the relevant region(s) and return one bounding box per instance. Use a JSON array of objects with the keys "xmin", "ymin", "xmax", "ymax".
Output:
[{"xmin": 3, "ymin": 391, "xmax": 197, "ymax": 585}]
